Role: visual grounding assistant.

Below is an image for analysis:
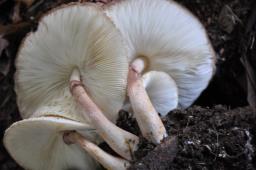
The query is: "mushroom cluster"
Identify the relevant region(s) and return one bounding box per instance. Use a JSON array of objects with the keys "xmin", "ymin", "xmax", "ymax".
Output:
[{"xmin": 4, "ymin": 0, "xmax": 215, "ymax": 170}]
